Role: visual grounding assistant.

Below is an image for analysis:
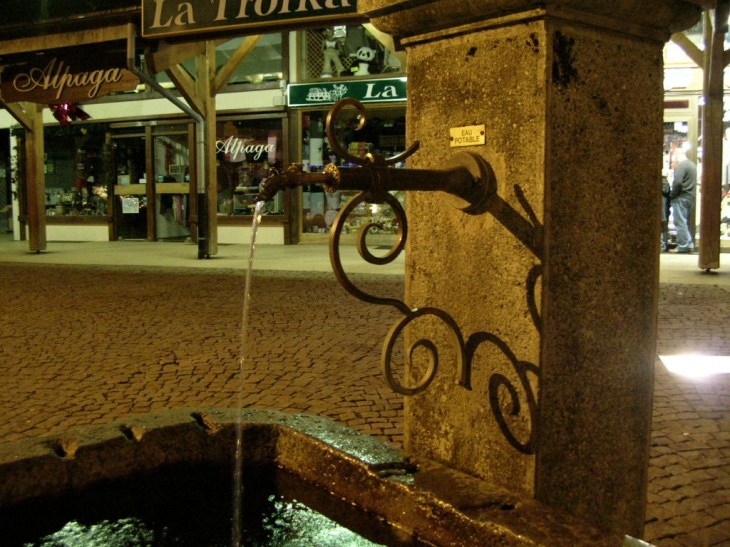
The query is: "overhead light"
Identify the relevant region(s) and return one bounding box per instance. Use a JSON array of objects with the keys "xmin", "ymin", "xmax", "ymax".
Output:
[{"xmin": 659, "ymin": 354, "xmax": 730, "ymax": 378}]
